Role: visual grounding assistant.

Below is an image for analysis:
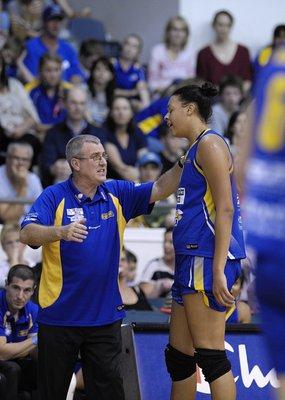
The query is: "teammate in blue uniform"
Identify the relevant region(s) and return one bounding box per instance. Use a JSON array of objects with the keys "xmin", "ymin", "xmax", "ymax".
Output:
[
  {"xmin": 20, "ymin": 134, "xmax": 183, "ymax": 400},
  {"xmin": 243, "ymin": 45, "xmax": 285, "ymax": 400},
  {"xmin": 164, "ymin": 83, "xmax": 246, "ymax": 400}
]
